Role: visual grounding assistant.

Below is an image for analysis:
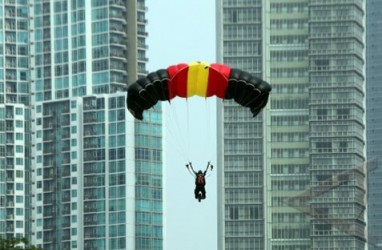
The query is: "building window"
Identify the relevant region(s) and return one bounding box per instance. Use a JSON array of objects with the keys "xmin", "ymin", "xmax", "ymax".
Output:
[
  {"xmin": 16, "ymin": 221, "xmax": 23, "ymax": 228},
  {"xmin": 337, "ymin": 108, "xmax": 350, "ymax": 119},
  {"xmin": 16, "ymin": 196, "xmax": 23, "ymax": 203},
  {"xmin": 16, "ymin": 145, "xmax": 23, "ymax": 153},
  {"xmin": 317, "ymin": 109, "xmax": 327, "ymax": 119},
  {"xmin": 339, "ymin": 141, "xmax": 348, "ymax": 152},
  {"xmin": 229, "ymin": 206, "xmax": 238, "ymax": 220},
  {"xmin": 16, "ymin": 158, "xmax": 23, "ymax": 165},
  {"xmin": 16, "ymin": 120, "xmax": 23, "ymax": 128},
  {"xmin": 16, "ymin": 133, "xmax": 24, "ymax": 140},
  {"xmin": 16, "ymin": 183, "xmax": 23, "ymax": 191},
  {"xmin": 16, "ymin": 208, "xmax": 23, "ymax": 216},
  {"xmin": 15, "ymin": 108, "xmax": 23, "ymax": 115},
  {"xmin": 316, "ymin": 142, "xmax": 332, "ymax": 153},
  {"xmin": 16, "ymin": 170, "xmax": 23, "ymax": 178}
]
